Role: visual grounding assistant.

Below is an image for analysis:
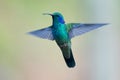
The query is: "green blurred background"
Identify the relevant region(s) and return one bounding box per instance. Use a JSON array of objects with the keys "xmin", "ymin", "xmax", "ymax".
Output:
[{"xmin": 0, "ymin": 0, "xmax": 120, "ymax": 80}]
